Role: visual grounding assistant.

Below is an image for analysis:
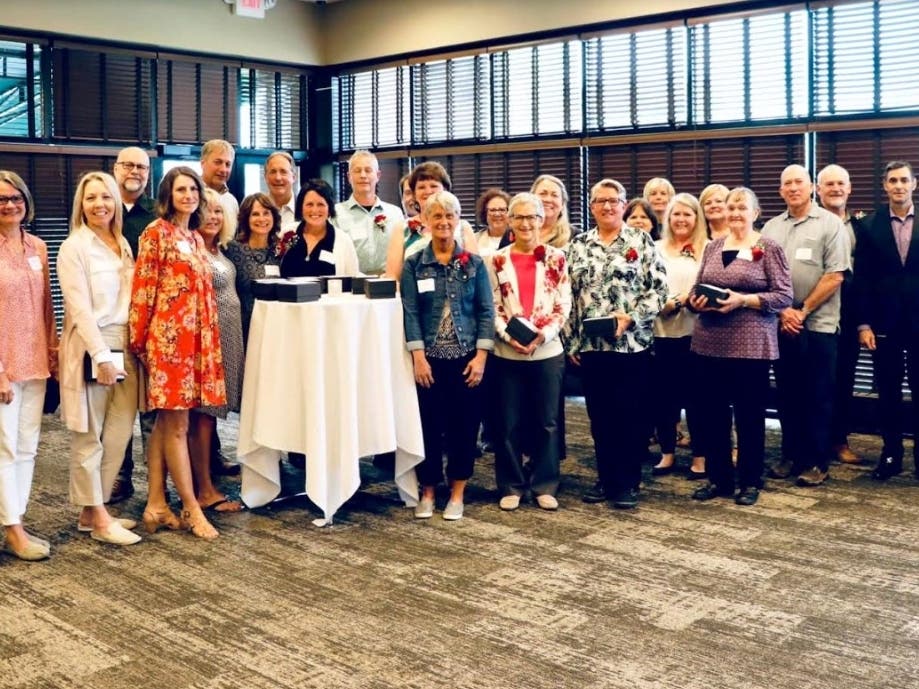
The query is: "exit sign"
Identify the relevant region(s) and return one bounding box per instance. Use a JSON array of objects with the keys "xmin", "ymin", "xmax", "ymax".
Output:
[{"xmin": 234, "ymin": 0, "xmax": 265, "ymax": 19}]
